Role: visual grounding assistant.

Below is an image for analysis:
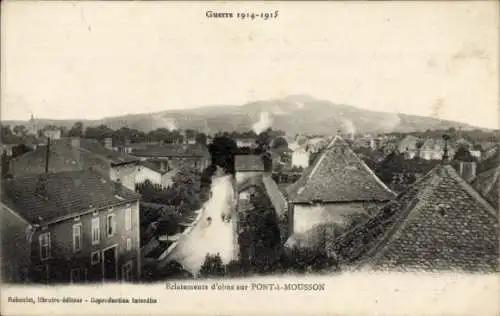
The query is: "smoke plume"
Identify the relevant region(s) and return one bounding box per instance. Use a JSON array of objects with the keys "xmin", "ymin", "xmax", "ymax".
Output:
[
  {"xmin": 152, "ymin": 115, "xmax": 177, "ymax": 131},
  {"xmin": 341, "ymin": 118, "xmax": 356, "ymax": 135},
  {"xmin": 252, "ymin": 112, "xmax": 273, "ymax": 135}
]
